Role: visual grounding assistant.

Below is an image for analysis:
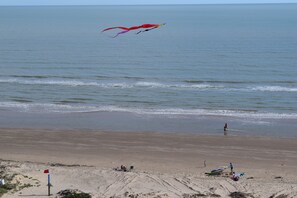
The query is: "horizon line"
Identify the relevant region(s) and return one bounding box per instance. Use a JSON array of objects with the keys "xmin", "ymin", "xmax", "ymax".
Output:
[{"xmin": 0, "ymin": 2, "xmax": 297, "ymax": 6}]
